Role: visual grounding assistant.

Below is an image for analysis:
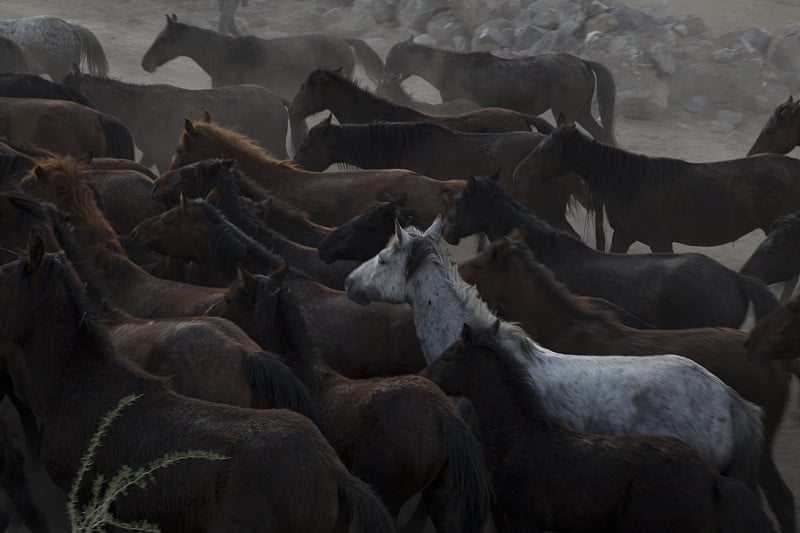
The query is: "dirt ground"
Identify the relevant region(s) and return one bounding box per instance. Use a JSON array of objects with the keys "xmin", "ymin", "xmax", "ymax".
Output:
[{"xmin": 1, "ymin": 0, "xmax": 799, "ymax": 529}]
